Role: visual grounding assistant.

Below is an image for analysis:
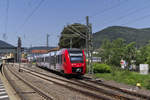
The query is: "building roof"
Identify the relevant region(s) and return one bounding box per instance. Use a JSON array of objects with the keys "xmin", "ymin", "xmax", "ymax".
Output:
[
  {"xmin": 0, "ymin": 40, "xmax": 15, "ymax": 49},
  {"xmin": 31, "ymin": 50, "xmax": 49, "ymax": 54},
  {"xmin": 28, "ymin": 46, "xmax": 58, "ymax": 54}
]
